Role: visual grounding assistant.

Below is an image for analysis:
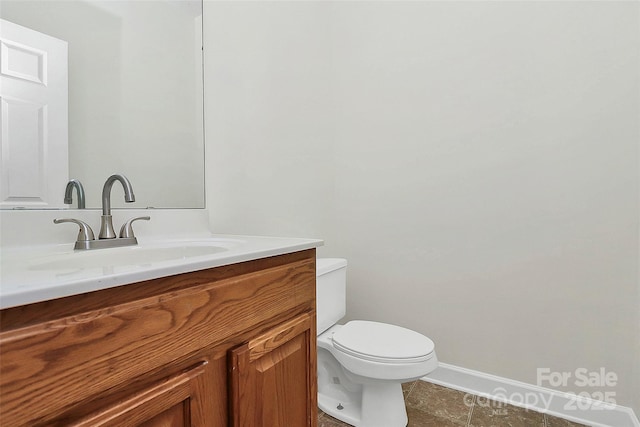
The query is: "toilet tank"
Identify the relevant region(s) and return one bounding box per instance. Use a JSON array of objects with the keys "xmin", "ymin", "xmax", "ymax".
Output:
[{"xmin": 316, "ymin": 258, "xmax": 348, "ymax": 335}]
